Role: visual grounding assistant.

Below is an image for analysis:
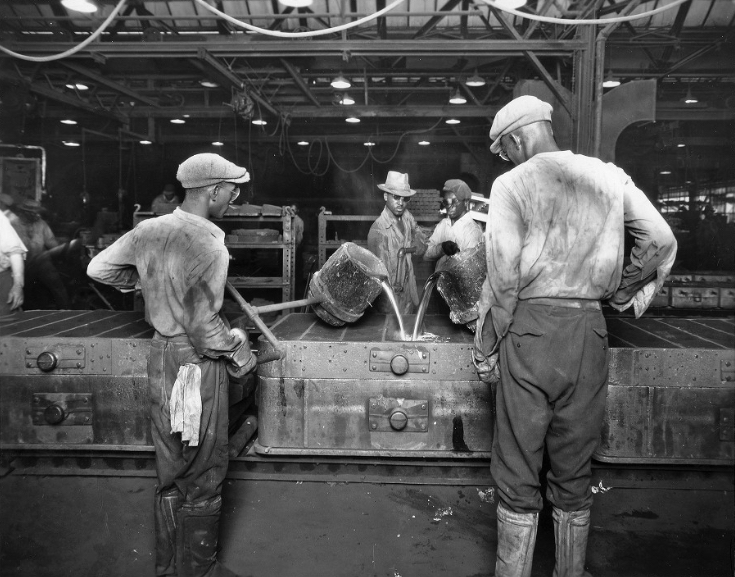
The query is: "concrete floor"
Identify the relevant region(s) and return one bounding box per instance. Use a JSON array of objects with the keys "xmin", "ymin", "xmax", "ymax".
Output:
[{"xmin": 0, "ymin": 468, "xmax": 732, "ymax": 577}]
